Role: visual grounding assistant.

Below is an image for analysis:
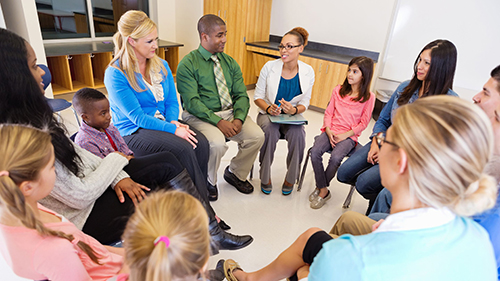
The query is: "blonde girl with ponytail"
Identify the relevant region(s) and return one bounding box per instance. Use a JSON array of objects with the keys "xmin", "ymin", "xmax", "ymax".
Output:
[
  {"xmin": 0, "ymin": 124, "xmax": 125, "ymax": 281},
  {"xmin": 110, "ymin": 190, "xmax": 210, "ymax": 281}
]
